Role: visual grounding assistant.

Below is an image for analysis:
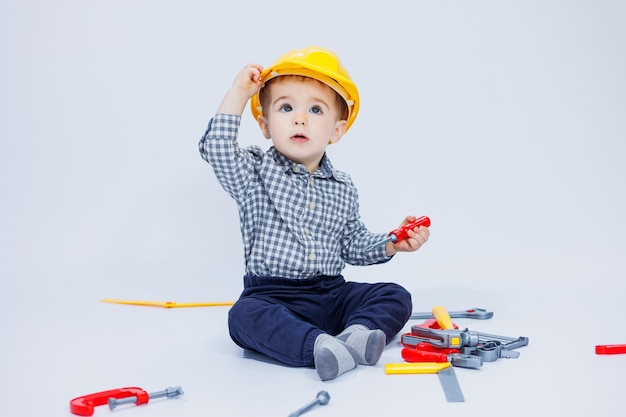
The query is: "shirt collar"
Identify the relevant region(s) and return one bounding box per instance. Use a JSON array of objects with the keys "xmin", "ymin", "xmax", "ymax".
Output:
[{"xmin": 269, "ymin": 147, "xmax": 339, "ymax": 180}]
